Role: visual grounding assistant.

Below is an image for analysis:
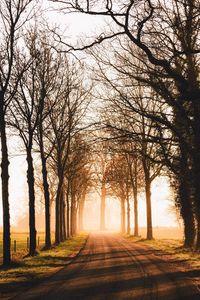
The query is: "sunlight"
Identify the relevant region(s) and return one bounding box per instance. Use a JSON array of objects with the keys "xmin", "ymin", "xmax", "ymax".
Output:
[
  {"xmin": 81, "ymin": 176, "xmax": 179, "ymax": 233},
  {"xmin": 0, "ymin": 2, "xmax": 198, "ymax": 298},
  {"xmin": 0, "ymin": 168, "xmax": 179, "ymax": 232}
]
